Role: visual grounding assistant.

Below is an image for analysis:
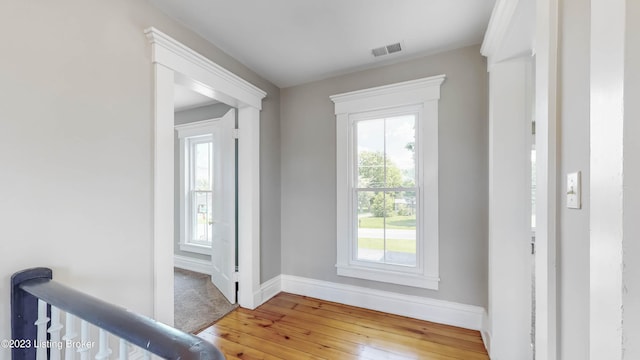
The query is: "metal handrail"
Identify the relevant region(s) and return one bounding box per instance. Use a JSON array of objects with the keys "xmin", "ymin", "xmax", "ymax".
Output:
[{"xmin": 11, "ymin": 268, "xmax": 224, "ymax": 360}]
